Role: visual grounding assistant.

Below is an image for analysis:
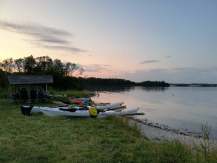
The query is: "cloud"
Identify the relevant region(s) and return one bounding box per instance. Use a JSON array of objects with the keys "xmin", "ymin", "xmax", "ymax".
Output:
[
  {"xmin": 41, "ymin": 45, "xmax": 85, "ymax": 52},
  {"xmin": 0, "ymin": 20, "xmax": 84, "ymax": 53},
  {"xmin": 82, "ymin": 64, "xmax": 111, "ymax": 72},
  {"xmin": 140, "ymin": 59, "xmax": 160, "ymax": 64},
  {"xmin": 171, "ymin": 67, "xmax": 217, "ymax": 73},
  {"xmin": 140, "ymin": 56, "xmax": 171, "ymax": 64}
]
